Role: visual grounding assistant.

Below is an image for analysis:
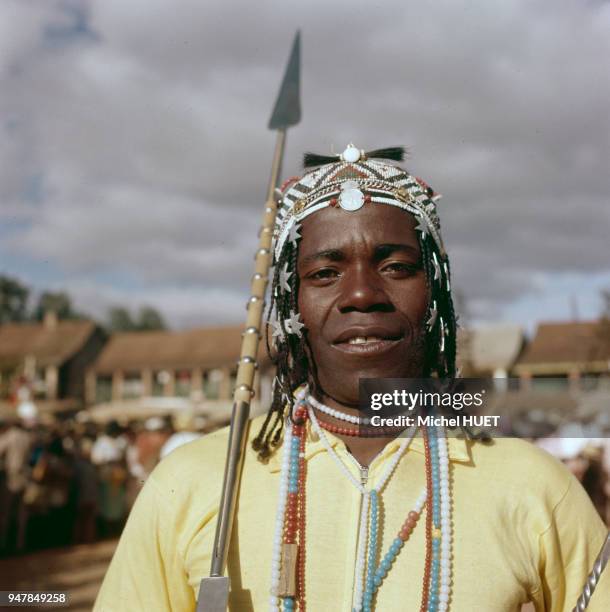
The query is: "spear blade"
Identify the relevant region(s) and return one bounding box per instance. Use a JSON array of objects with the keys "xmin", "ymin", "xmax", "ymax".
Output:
[{"xmin": 268, "ymin": 30, "xmax": 301, "ymax": 130}]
